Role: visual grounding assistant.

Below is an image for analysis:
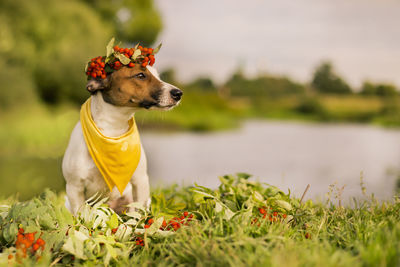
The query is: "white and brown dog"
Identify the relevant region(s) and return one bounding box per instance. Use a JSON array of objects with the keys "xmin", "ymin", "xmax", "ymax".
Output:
[{"xmin": 62, "ymin": 65, "xmax": 182, "ymax": 214}]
